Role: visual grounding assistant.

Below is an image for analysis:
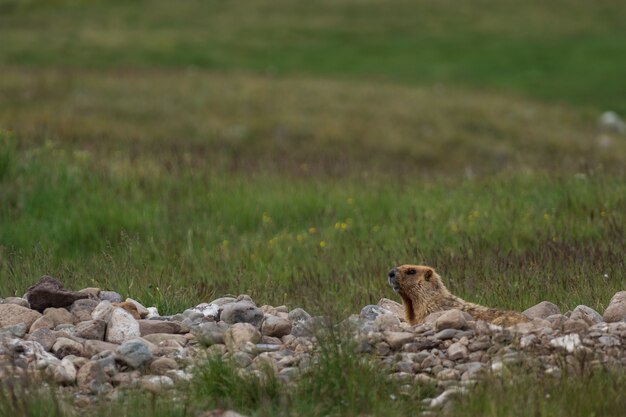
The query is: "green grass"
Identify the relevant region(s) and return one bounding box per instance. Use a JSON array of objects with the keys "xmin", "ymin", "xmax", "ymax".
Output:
[{"xmin": 1, "ymin": 0, "xmax": 626, "ymax": 112}]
